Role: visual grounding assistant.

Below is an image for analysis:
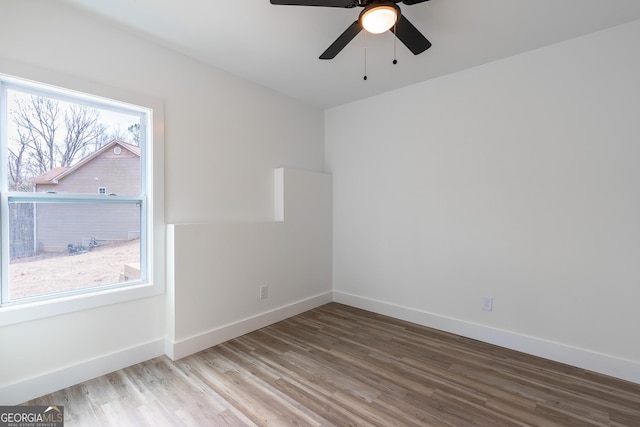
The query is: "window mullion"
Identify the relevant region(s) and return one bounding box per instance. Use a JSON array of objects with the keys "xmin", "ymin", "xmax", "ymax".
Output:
[
  {"xmin": 0, "ymin": 190, "xmax": 9, "ymax": 305},
  {"xmin": 8, "ymin": 193, "xmax": 144, "ymax": 205},
  {"xmin": 1, "ymin": 81, "xmax": 9, "ymax": 304}
]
